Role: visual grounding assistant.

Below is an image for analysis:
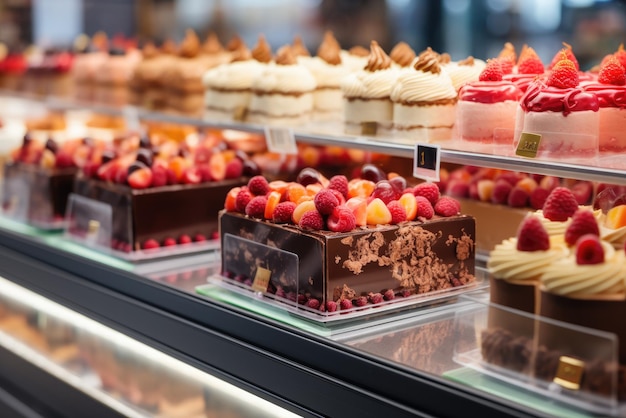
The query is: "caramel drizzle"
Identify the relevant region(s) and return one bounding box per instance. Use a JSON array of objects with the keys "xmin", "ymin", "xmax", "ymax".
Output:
[
  {"xmin": 364, "ymin": 40, "xmax": 392, "ymax": 72},
  {"xmin": 349, "ymin": 45, "xmax": 369, "ymax": 57},
  {"xmin": 317, "ymin": 31, "xmax": 341, "ymax": 65},
  {"xmin": 414, "ymin": 48, "xmax": 441, "ymax": 74},
  {"xmin": 179, "ymin": 29, "xmax": 200, "ymax": 58},
  {"xmin": 390, "ymin": 41, "xmax": 416, "ymax": 67},
  {"xmin": 252, "ymin": 35, "xmax": 272, "ymax": 63},
  {"xmin": 202, "ymin": 32, "xmax": 223, "ymax": 54},
  {"xmin": 142, "ymin": 42, "xmax": 159, "ymax": 59},
  {"xmin": 160, "ymin": 39, "xmax": 177, "ymax": 55},
  {"xmin": 292, "ymin": 34, "xmax": 310, "ymax": 57},
  {"xmin": 458, "ymin": 56, "xmax": 475, "ymax": 66},
  {"xmin": 275, "ymin": 45, "xmax": 297, "ymax": 66}
]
